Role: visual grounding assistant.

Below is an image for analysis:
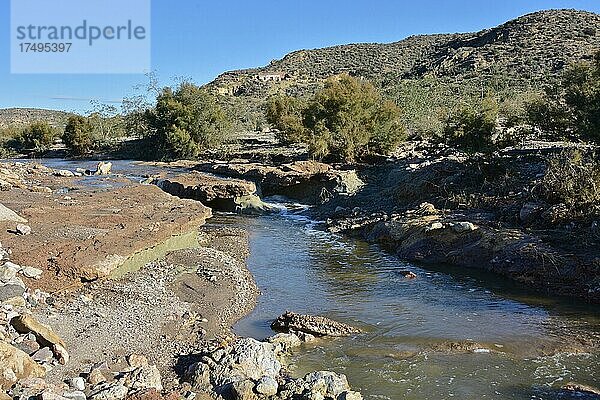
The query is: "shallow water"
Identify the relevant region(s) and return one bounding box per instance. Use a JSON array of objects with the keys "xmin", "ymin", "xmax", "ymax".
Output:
[{"xmin": 224, "ymin": 211, "xmax": 600, "ymax": 400}]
